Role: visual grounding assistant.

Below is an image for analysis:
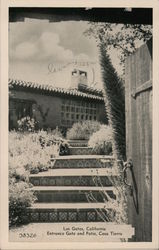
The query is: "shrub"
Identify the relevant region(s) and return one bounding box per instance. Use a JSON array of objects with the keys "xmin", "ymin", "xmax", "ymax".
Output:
[
  {"xmin": 88, "ymin": 125, "xmax": 113, "ymax": 155},
  {"xmin": 9, "ymin": 163, "xmax": 29, "ymax": 183},
  {"xmin": 66, "ymin": 120, "xmax": 101, "ymax": 140},
  {"xmin": 9, "ymin": 130, "xmax": 63, "ymax": 227},
  {"xmin": 17, "ymin": 116, "xmax": 38, "ymax": 132},
  {"xmin": 9, "ymin": 179, "xmax": 36, "ymax": 226},
  {"xmin": 9, "ymin": 130, "xmax": 60, "ymax": 174},
  {"xmin": 9, "ymin": 130, "xmax": 65, "ymax": 227},
  {"xmin": 48, "ymin": 127, "xmax": 63, "ymax": 138},
  {"xmin": 59, "ymin": 139, "xmax": 70, "ymax": 156},
  {"xmin": 37, "ymin": 130, "xmax": 60, "ymax": 148}
]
